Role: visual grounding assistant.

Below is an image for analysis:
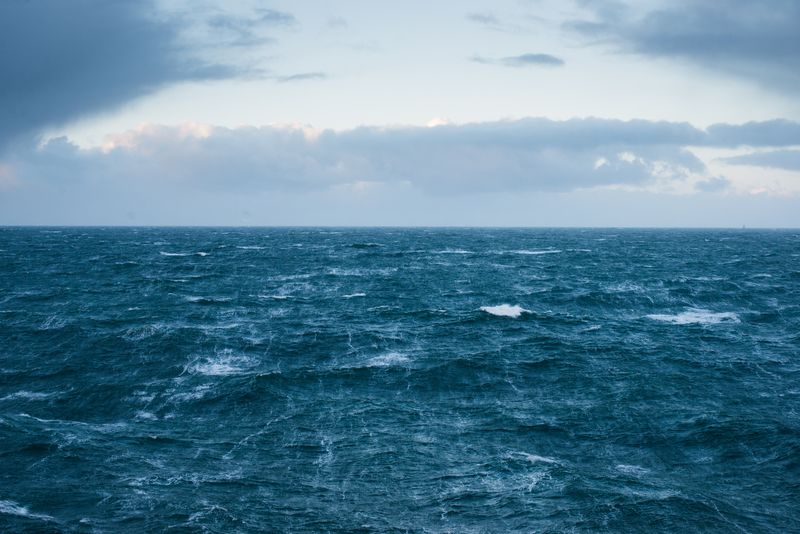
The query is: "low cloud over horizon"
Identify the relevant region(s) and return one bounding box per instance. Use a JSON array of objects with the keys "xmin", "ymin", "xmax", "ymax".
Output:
[{"xmin": 2, "ymin": 116, "xmax": 799, "ymax": 225}]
